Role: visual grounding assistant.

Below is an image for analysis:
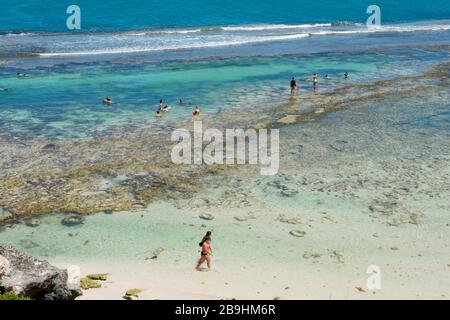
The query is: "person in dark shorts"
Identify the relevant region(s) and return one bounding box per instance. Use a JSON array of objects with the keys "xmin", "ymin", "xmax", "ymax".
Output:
[
  {"xmin": 196, "ymin": 231, "xmax": 212, "ymax": 271},
  {"xmin": 290, "ymin": 77, "xmax": 297, "ymax": 95}
]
